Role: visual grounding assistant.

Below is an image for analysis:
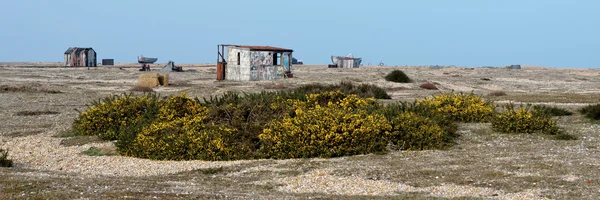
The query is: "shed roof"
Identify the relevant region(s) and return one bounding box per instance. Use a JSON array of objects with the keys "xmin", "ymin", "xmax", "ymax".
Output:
[
  {"xmin": 64, "ymin": 47, "xmax": 94, "ymax": 54},
  {"xmin": 222, "ymin": 44, "xmax": 293, "ymax": 52}
]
